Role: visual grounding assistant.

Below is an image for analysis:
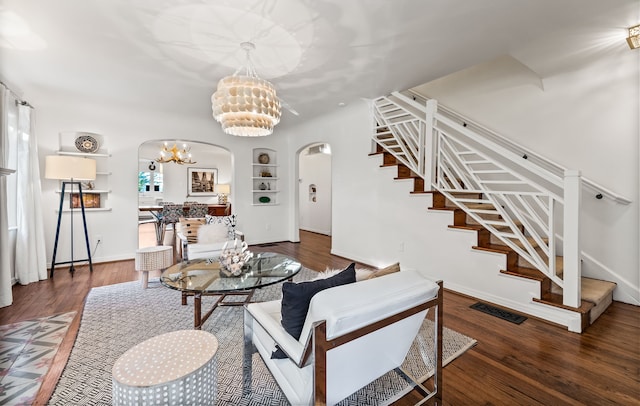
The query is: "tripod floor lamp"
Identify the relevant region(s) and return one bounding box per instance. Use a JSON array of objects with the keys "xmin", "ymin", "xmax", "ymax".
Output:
[{"xmin": 45, "ymin": 155, "xmax": 96, "ymax": 277}]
